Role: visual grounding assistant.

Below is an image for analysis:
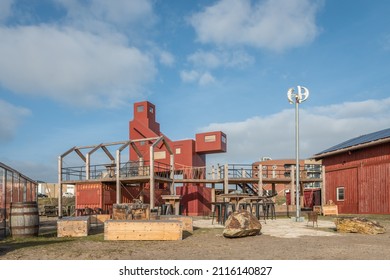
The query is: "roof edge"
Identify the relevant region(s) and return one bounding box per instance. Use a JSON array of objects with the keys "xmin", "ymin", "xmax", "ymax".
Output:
[{"xmin": 312, "ymin": 137, "xmax": 390, "ymax": 159}]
